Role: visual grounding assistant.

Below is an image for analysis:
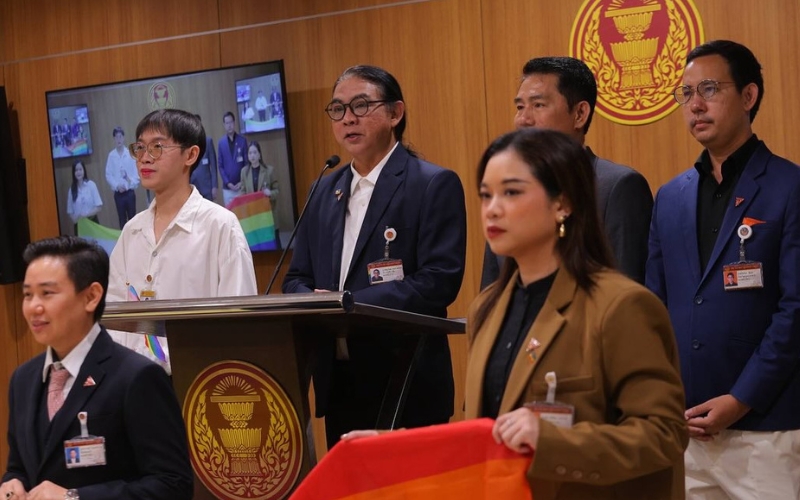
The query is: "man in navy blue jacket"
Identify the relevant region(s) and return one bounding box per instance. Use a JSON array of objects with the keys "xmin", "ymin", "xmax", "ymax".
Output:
[
  {"xmin": 647, "ymin": 40, "xmax": 800, "ymax": 498},
  {"xmin": 283, "ymin": 65, "xmax": 466, "ymax": 449}
]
